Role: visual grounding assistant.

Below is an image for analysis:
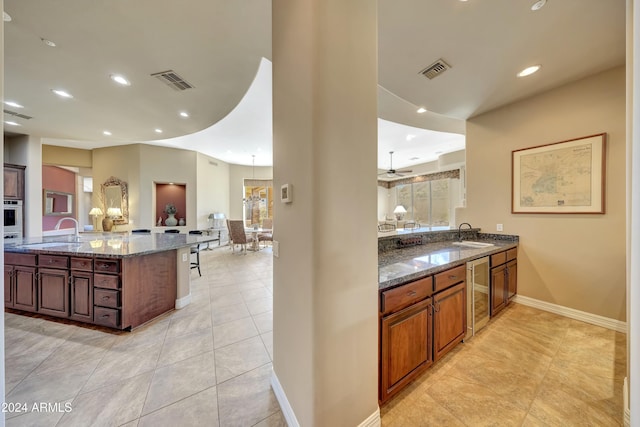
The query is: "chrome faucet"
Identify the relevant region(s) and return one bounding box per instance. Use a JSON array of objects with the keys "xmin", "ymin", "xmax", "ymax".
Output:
[
  {"xmin": 54, "ymin": 217, "xmax": 80, "ymax": 239},
  {"xmin": 458, "ymin": 222, "xmax": 472, "ymax": 241}
]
